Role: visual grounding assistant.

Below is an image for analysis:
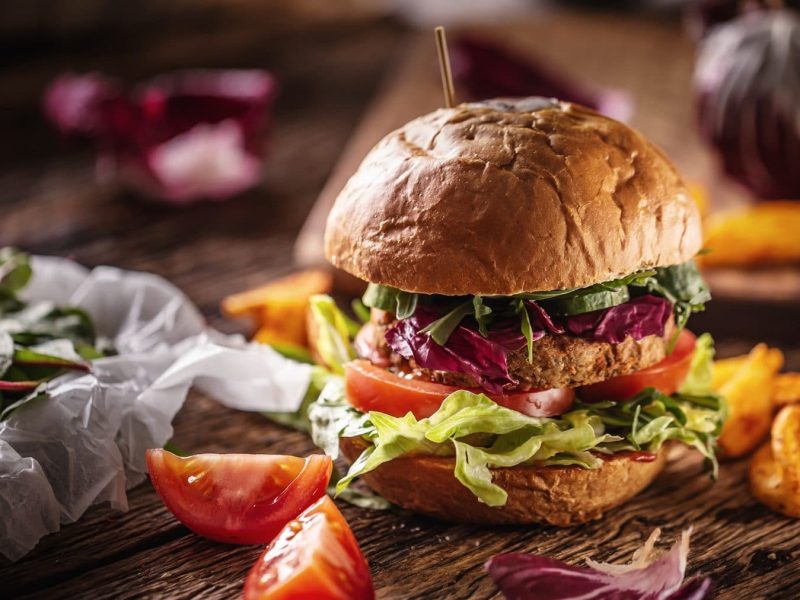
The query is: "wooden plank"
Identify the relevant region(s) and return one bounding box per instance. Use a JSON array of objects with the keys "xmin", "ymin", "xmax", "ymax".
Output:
[{"xmin": 5, "ymin": 340, "xmax": 800, "ymax": 599}]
